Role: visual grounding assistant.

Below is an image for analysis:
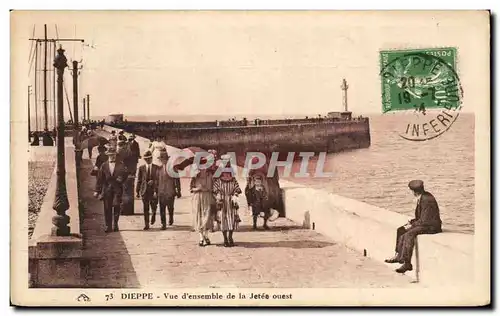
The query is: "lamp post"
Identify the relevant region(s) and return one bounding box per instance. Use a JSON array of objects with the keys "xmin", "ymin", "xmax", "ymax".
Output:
[
  {"xmin": 52, "ymin": 45, "xmax": 70, "ymax": 236},
  {"xmin": 28, "ymin": 85, "xmax": 32, "ymax": 142},
  {"xmin": 72, "ymin": 60, "xmax": 82, "ymax": 164}
]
